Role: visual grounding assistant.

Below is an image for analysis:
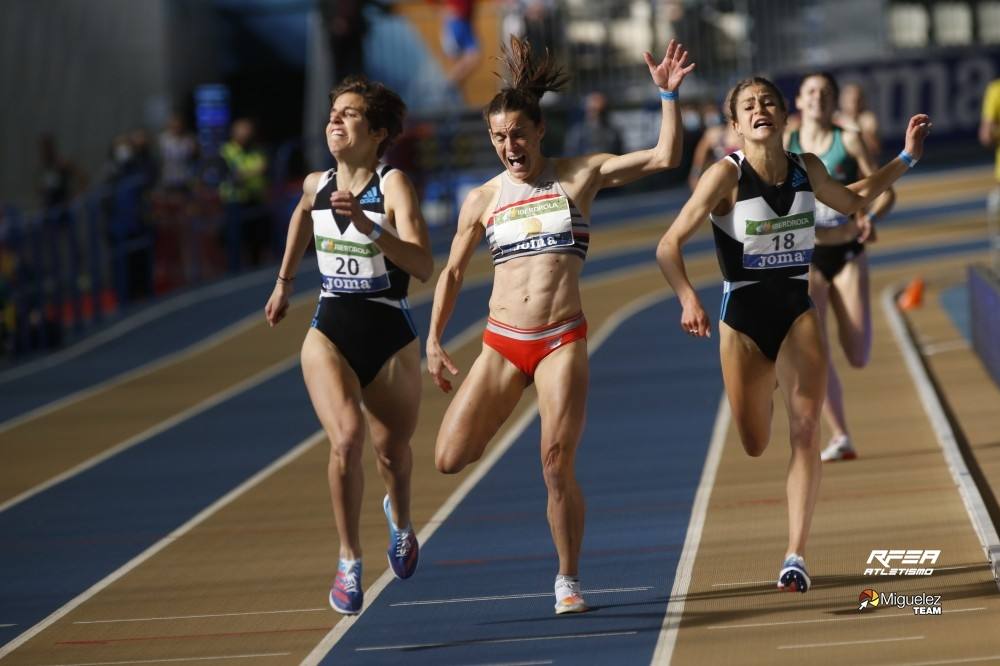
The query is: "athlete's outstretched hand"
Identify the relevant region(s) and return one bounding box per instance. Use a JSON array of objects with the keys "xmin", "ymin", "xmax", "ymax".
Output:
[
  {"xmin": 427, "ymin": 338, "xmax": 460, "ymax": 393},
  {"xmin": 680, "ymin": 296, "xmax": 712, "ymax": 339},
  {"xmin": 644, "ymin": 39, "xmax": 696, "ymax": 93},
  {"xmin": 265, "ymin": 282, "xmax": 291, "ymax": 327},
  {"xmin": 856, "ymin": 212, "xmax": 877, "ymax": 244},
  {"xmin": 903, "ymin": 114, "xmax": 932, "ymax": 162},
  {"xmin": 331, "ymin": 190, "xmax": 375, "ymax": 236}
]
